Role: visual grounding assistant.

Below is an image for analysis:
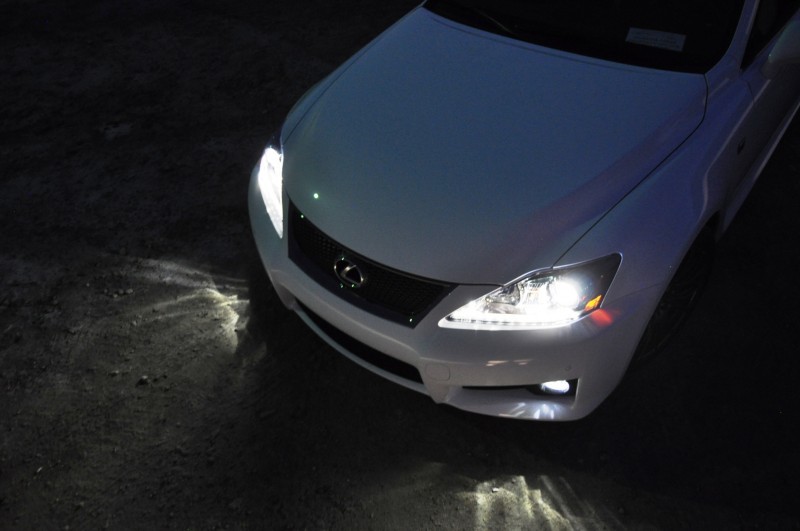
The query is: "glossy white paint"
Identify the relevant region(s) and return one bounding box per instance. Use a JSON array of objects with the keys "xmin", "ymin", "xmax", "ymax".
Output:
[
  {"xmin": 284, "ymin": 9, "xmax": 706, "ymax": 285},
  {"xmin": 250, "ymin": 2, "xmax": 800, "ymax": 420}
]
